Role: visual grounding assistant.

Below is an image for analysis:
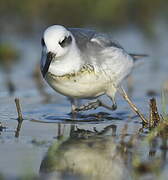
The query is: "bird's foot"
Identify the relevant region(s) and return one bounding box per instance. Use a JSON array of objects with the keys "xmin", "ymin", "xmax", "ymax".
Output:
[
  {"xmin": 74, "ymin": 100, "xmax": 101, "ymax": 112},
  {"xmin": 74, "ymin": 100, "xmax": 117, "ymax": 112},
  {"xmin": 111, "ymin": 103, "xmax": 117, "ymax": 111}
]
